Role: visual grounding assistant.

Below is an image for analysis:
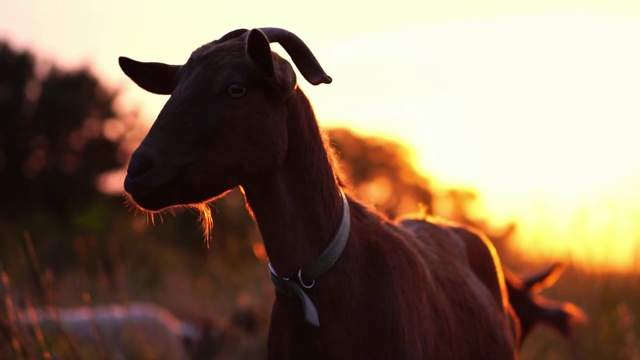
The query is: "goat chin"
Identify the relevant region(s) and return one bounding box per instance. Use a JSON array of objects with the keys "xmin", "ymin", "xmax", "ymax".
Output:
[{"xmin": 124, "ymin": 194, "xmax": 214, "ymax": 246}]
